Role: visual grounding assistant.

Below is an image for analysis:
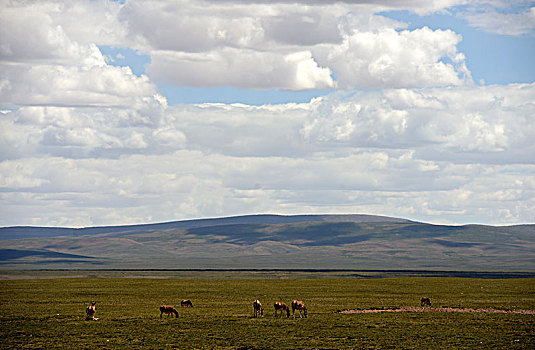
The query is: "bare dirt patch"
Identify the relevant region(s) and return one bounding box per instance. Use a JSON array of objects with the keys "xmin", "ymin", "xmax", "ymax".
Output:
[{"xmin": 339, "ymin": 307, "xmax": 535, "ymax": 315}]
